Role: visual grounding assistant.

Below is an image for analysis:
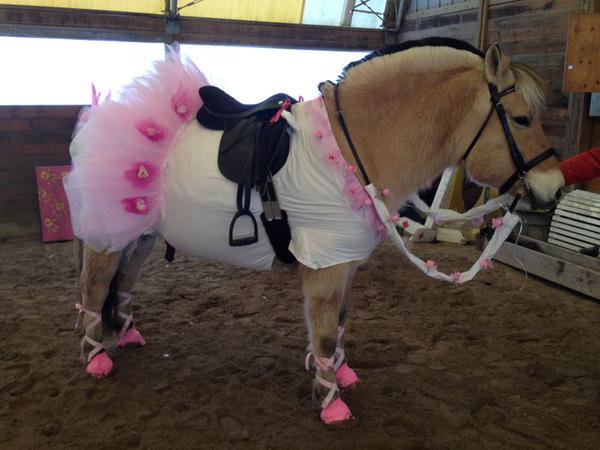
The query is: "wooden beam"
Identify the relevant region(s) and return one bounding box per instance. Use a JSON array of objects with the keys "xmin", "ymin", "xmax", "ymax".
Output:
[
  {"xmin": 0, "ymin": 5, "xmax": 385, "ymax": 51},
  {"xmin": 404, "ymin": 0, "xmax": 478, "ymax": 20},
  {"xmin": 494, "ymin": 241, "xmax": 600, "ymax": 300}
]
